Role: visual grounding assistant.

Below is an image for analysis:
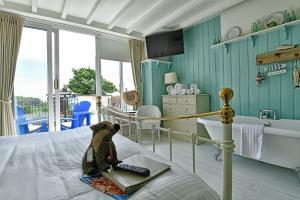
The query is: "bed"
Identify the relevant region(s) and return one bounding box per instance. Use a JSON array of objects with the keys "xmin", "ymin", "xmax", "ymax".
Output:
[{"xmin": 0, "ymin": 127, "xmax": 220, "ymax": 200}]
